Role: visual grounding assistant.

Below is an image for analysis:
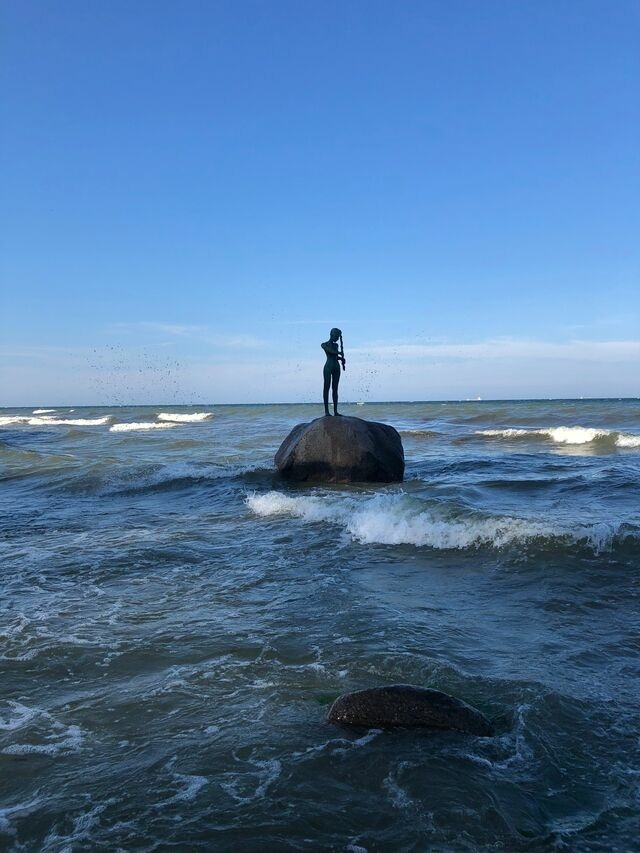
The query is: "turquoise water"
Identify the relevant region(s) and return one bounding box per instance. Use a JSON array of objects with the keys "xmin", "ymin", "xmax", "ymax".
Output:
[{"xmin": 1, "ymin": 400, "xmax": 639, "ymax": 850}]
